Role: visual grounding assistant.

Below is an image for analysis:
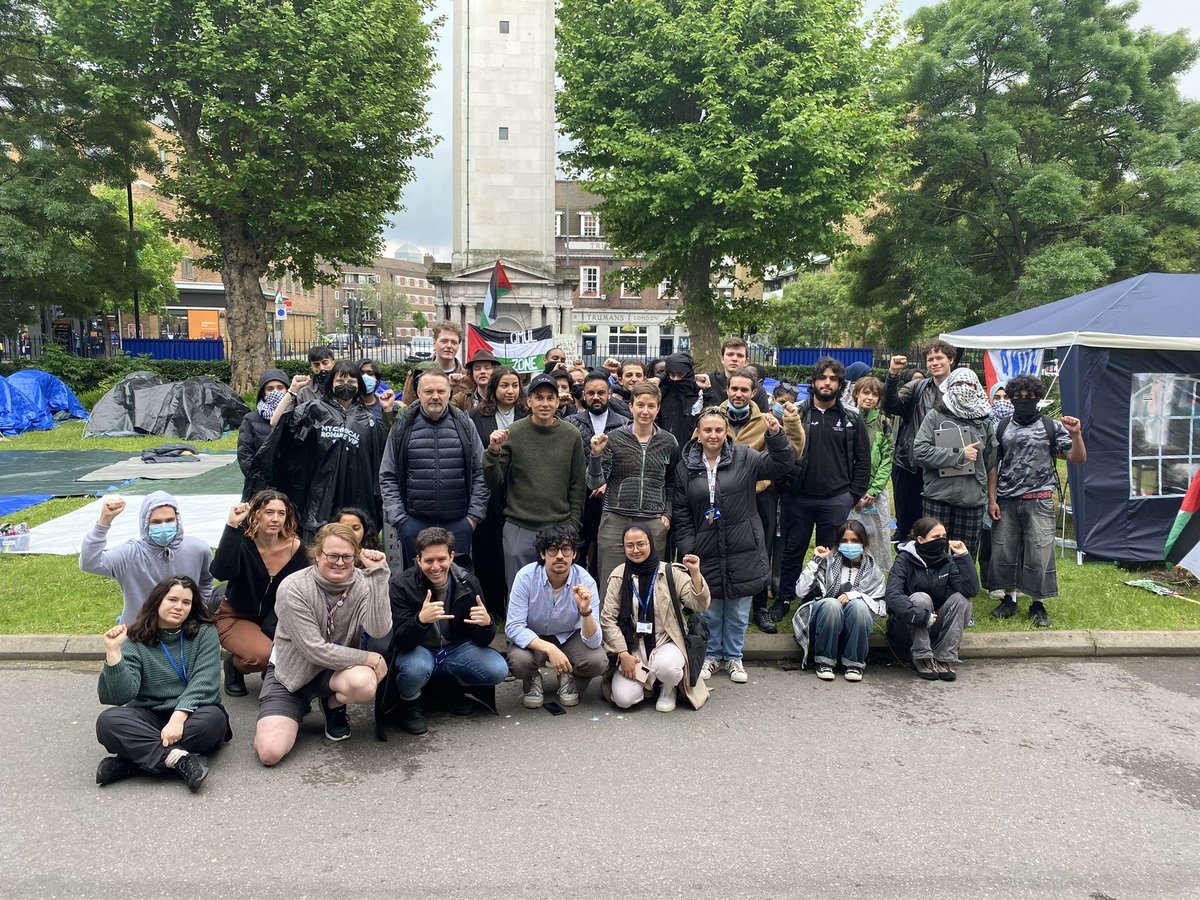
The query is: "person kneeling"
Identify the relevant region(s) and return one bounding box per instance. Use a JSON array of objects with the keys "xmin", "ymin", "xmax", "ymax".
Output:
[
  {"xmin": 389, "ymin": 528, "xmax": 508, "ymax": 735},
  {"xmin": 505, "ymin": 525, "xmax": 608, "ymax": 709},
  {"xmin": 791, "ymin": 520, "xmax": 886, "ymax": 683},
  {"xmin": 601, "ymin": 526, "xmax": 710, "ymax": 712},
  {"xmin": 253, "ymin": 524, "xmax": 391, "ymax": 765},
  {"xmin": 95, "ymin": 576, "xmax": 230, "ymax": 791}
]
